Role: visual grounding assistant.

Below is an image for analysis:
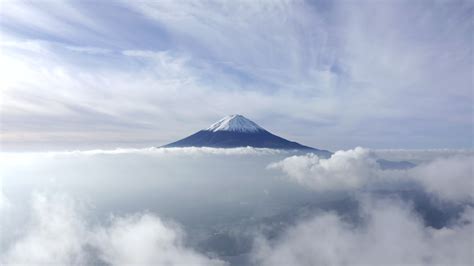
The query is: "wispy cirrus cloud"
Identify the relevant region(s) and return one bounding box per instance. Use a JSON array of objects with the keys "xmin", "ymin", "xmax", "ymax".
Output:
[{"xmin": 1, "ymin": 0, "xmax": 472, "ymax": 150}]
